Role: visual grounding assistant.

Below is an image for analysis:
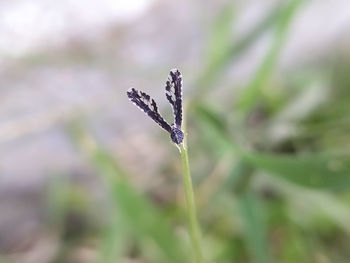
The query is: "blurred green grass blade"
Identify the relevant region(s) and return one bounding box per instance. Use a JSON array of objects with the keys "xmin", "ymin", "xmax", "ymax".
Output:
[
  {"xmin": 196, "ymin": 104, "xmax": 350, "ymax": 190},
  {"xmin": 110, "ymin": 180, "xmax": 187, "ymax": 262},
  {"xmin": 68, "ymin": 127, "xmax": 129, "ymax": 262},
  {"xmin": 68, "ymin": 125, "xmax": 187, "ymax": 263},
  {"xmin": 239, "ymin": 191, "xmax": 272, "ymax": 263},
  {"xmin": 90, "ymin": 154, "xmax": 187, "ymax": 263},
  {"xmin": 207, "ymin": 3, "xmax": 235, "ymax": 63},
  {"xmin": 199, "ymin": 3, "xmax": 235, "ymax": 92},
  {"xmin": 226, "ymin": 4, "xmax": 282, "ymax": 61},
  {"xmin": 195, "ymin": 104, "xmax": 228, "ymax": 134},
  {"xmin": 237, "ymin": 0, "xmax": 304, "ymax": 113},
  {"xmin": 194, "ymin": 103, "xmax": 242, "ymax": 155},
  {"xmin": 244, "ymin": 153, "xmax": 350, "ymax": 190},
  {"xmin": 225, "ymin": 161, "xmax": 255, "ymax": 195},
  {"xmin": 194, "ymin": 104, "xmax": 243, "ymax": 155},
  {"xmin": 223, "ymin": 161, "xmax": 272, "ymax": 263},
  {"xmin": 194, "ymin": 3, "xmax": 286, "ymax": 98},
  {"xmin": 98, "ymin": 214, "xmax": 125, "ymax": 263},
  {"xmin": 275, "ymin": 179, "xmax": 350, "ymax": 235}
]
